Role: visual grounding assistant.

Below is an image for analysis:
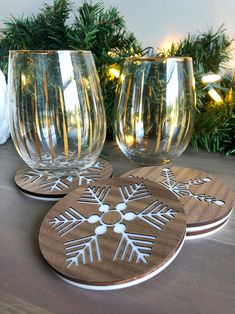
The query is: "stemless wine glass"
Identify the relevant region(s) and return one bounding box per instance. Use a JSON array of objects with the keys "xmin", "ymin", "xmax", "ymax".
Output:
[
  {"xmin": 114, "ymin": 57, "xmax": 195, "ymax": 165},
  {"xmin": 8, "ymin": 50, "xmax": 106, "ymax": 176}
]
